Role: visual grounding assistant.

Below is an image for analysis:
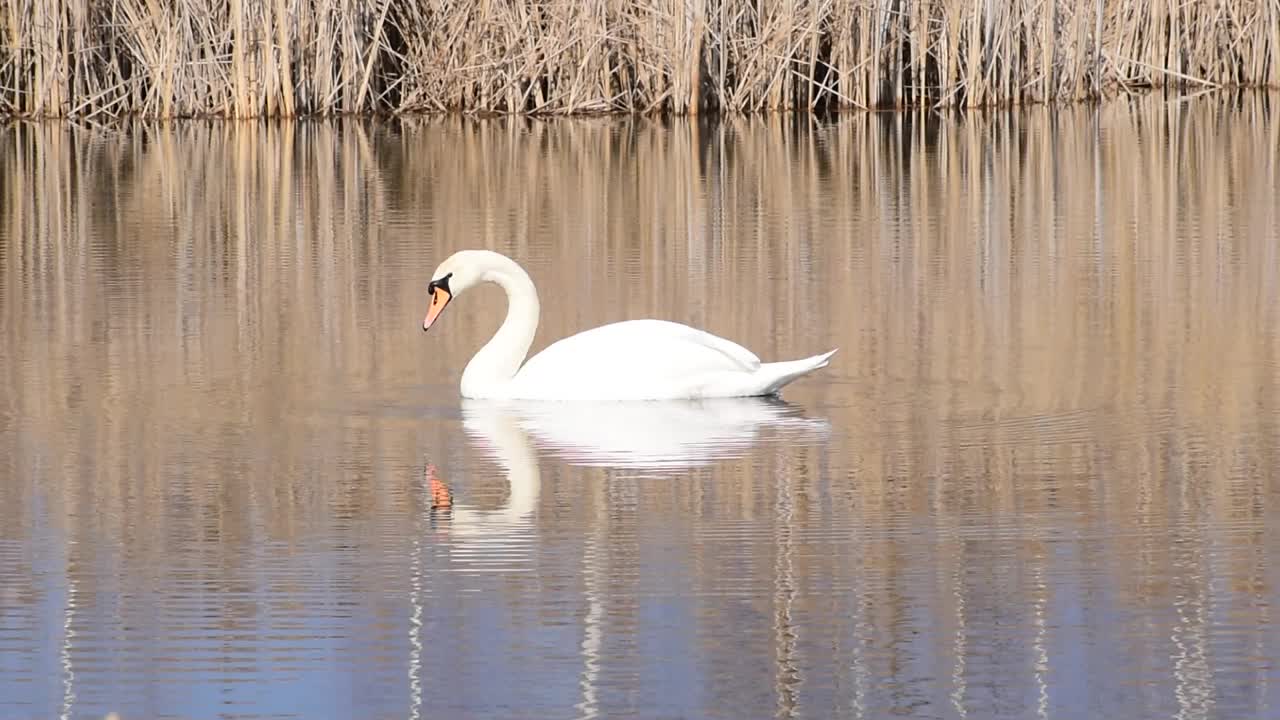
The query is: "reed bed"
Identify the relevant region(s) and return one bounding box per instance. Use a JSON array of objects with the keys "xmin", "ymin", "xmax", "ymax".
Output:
[{"xmin": 1, "ymin": 0, "xmax": 1277, "ymax": 119}]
